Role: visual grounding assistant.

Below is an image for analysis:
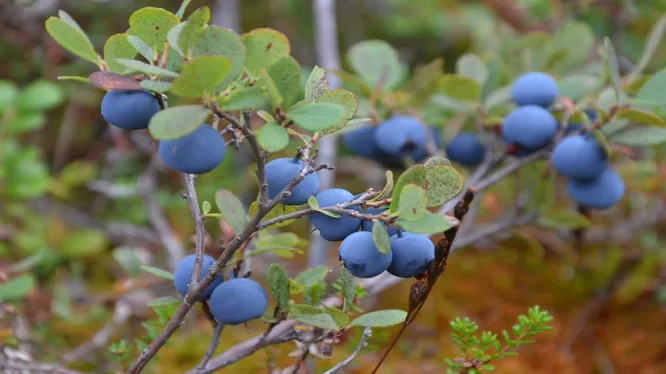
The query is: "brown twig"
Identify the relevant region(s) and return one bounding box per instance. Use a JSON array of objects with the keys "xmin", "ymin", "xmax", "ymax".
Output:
[{"xmin": 370, "ymin": 188, "xmax": 476, "ymax": 373}]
